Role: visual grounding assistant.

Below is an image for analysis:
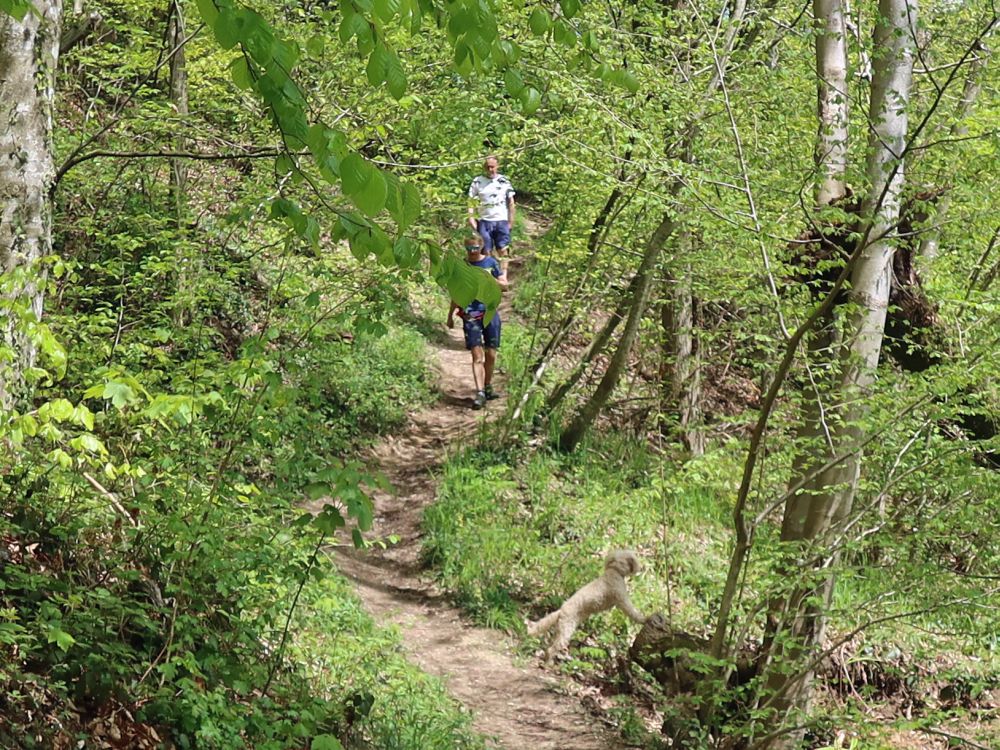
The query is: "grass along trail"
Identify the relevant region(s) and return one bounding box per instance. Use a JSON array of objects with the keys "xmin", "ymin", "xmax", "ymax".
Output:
[{"xmin": 323, "ymin": 222, "xmax": 631, "ymax": 749}]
